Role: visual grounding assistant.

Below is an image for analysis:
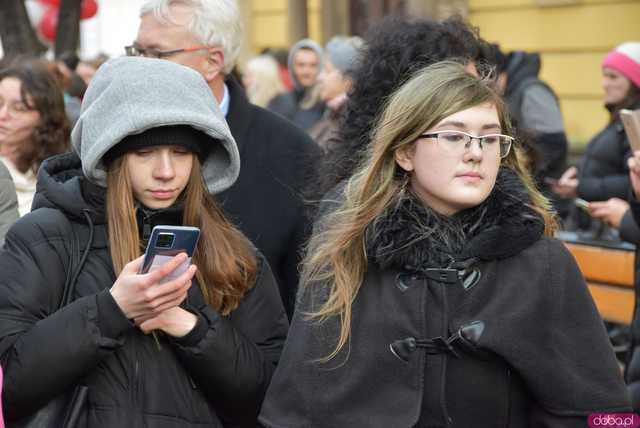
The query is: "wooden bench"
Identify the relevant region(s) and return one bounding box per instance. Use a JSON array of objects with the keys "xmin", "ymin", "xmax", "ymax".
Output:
[{"xmin": 557, "ymin": 231, "xmax": 636, "ymax": 325}]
